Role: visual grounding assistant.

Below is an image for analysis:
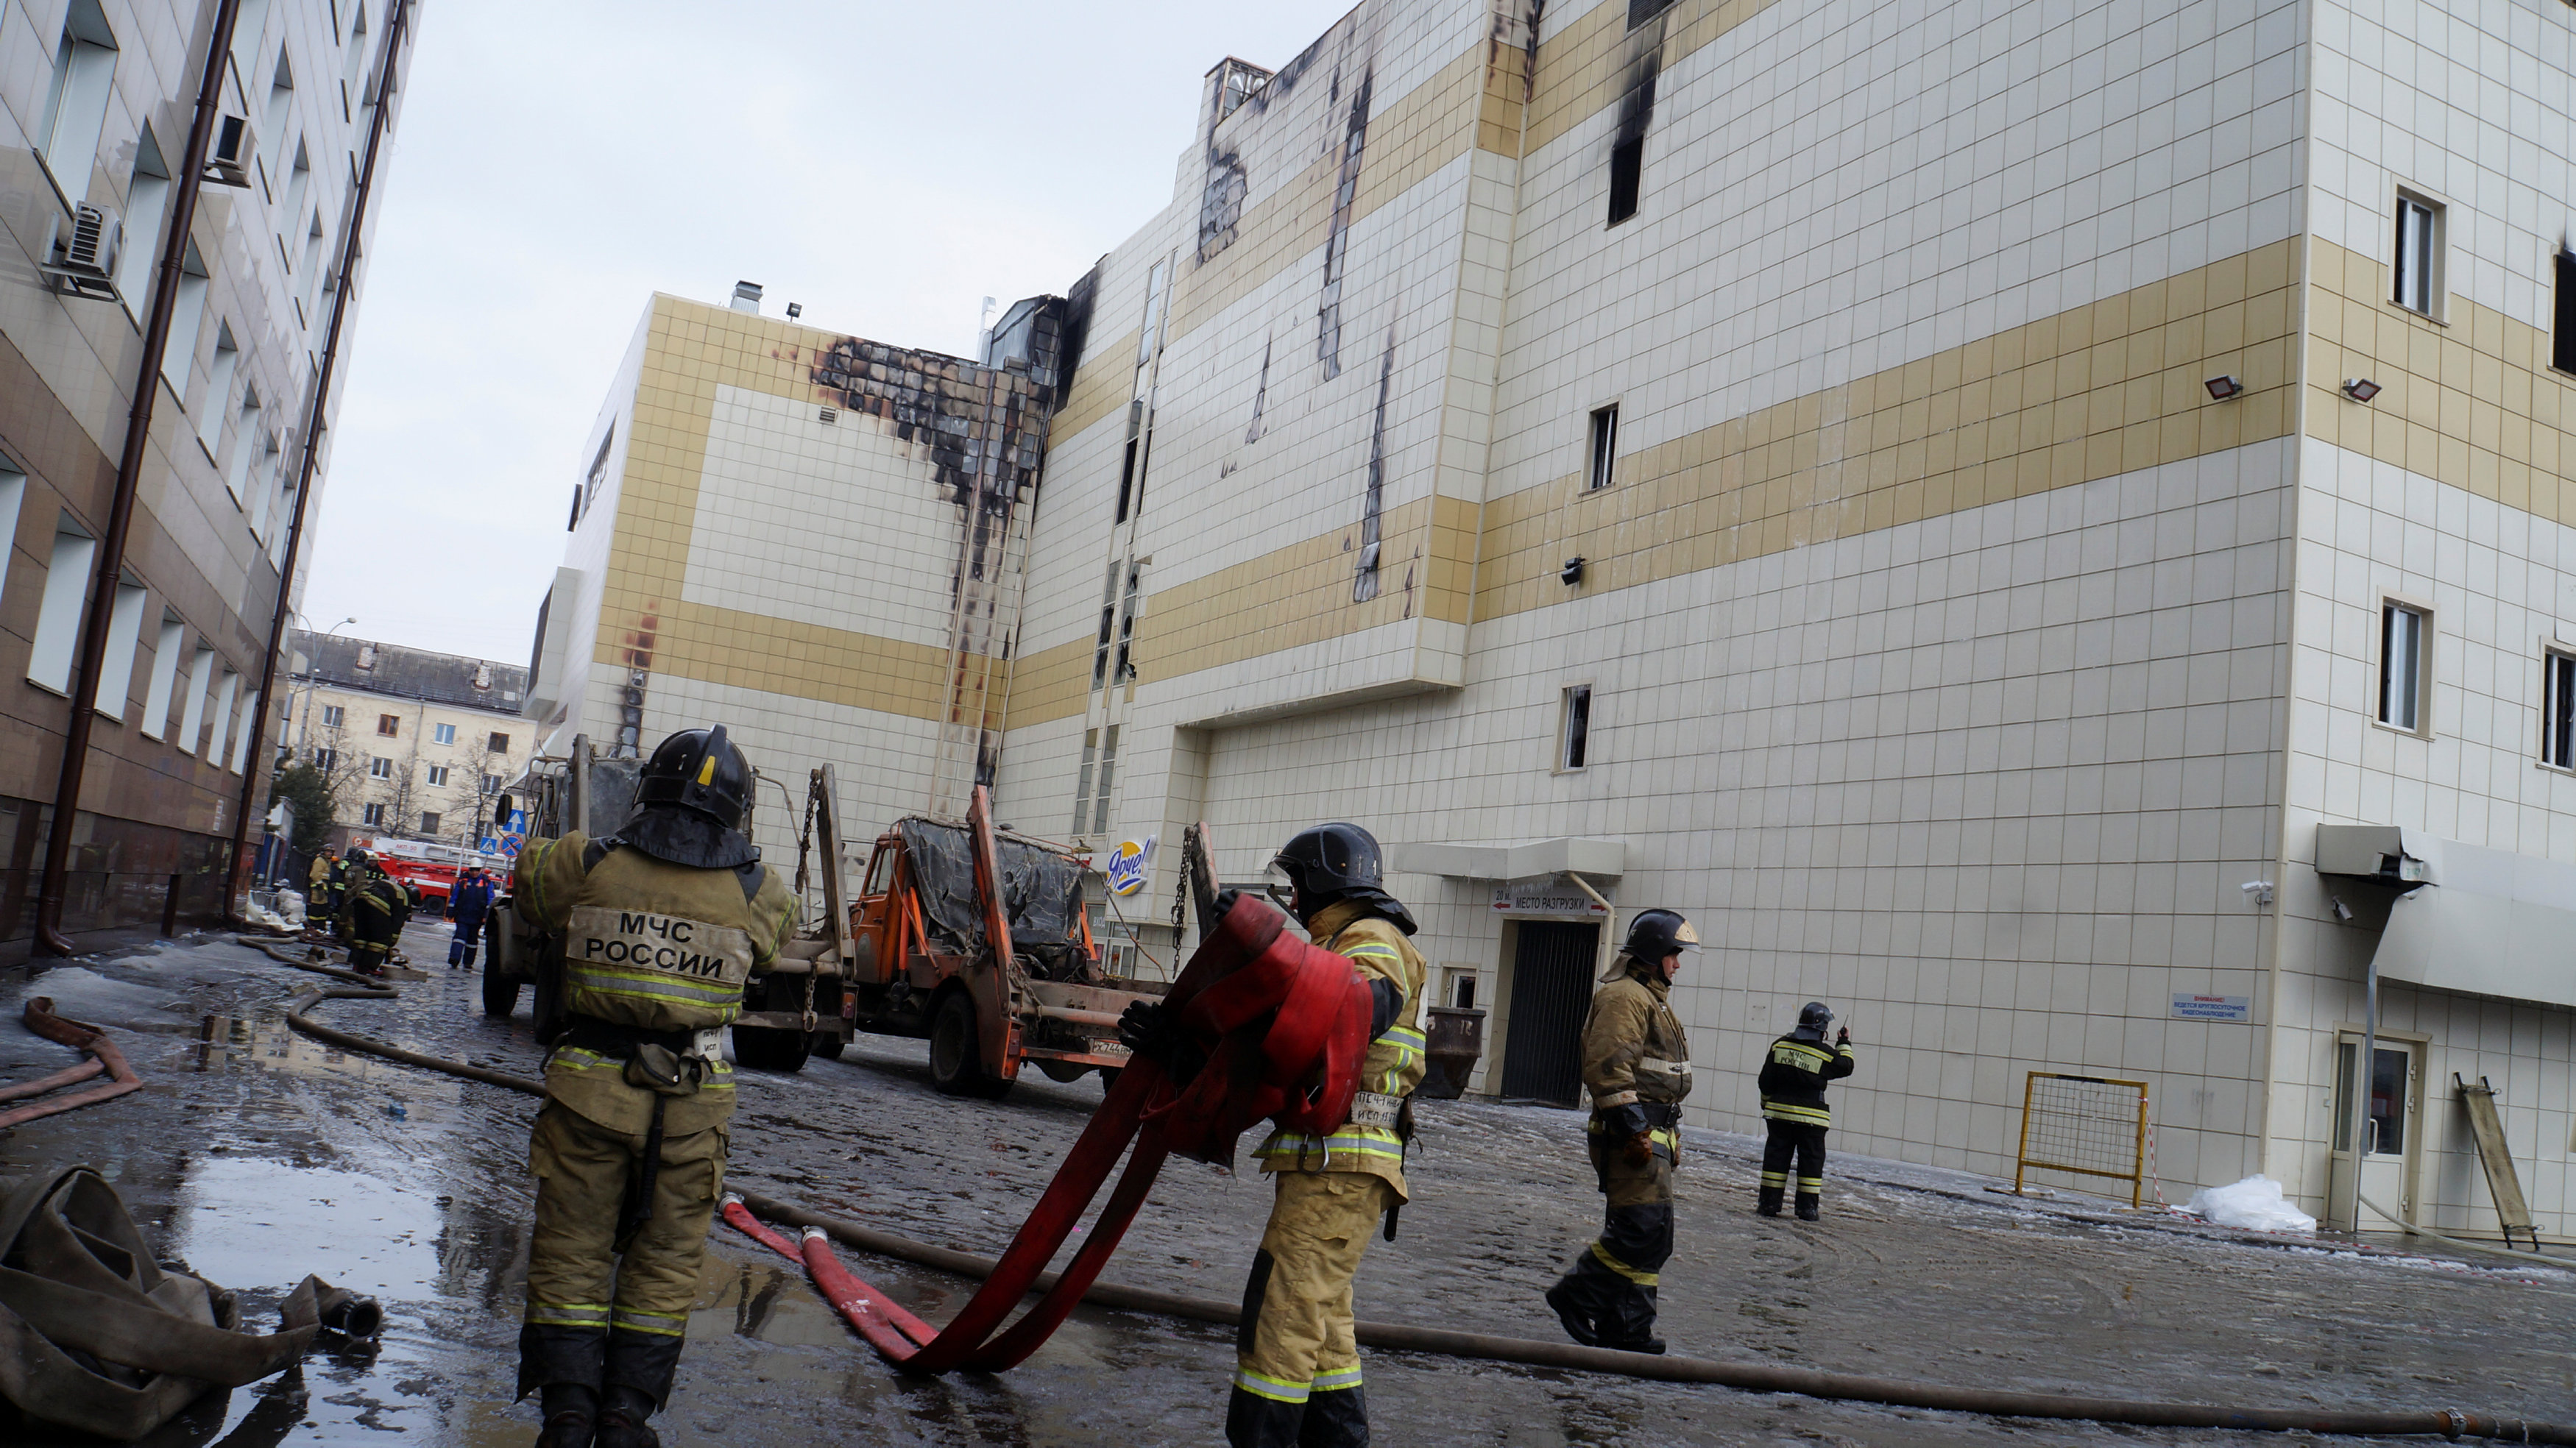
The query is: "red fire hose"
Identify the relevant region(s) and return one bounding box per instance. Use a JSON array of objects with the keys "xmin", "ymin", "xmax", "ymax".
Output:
[{"xmin": 724, "ymin": 892, "xmax": 1367, "ymax": 1374}]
